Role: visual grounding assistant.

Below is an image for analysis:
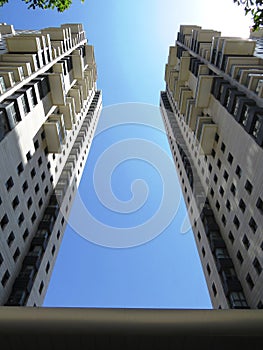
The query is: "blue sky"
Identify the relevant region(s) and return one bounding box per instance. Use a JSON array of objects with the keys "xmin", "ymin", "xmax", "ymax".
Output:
[{"xmin": 1, "ymin": 0, "xmax": 252, "ymax": 307}]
